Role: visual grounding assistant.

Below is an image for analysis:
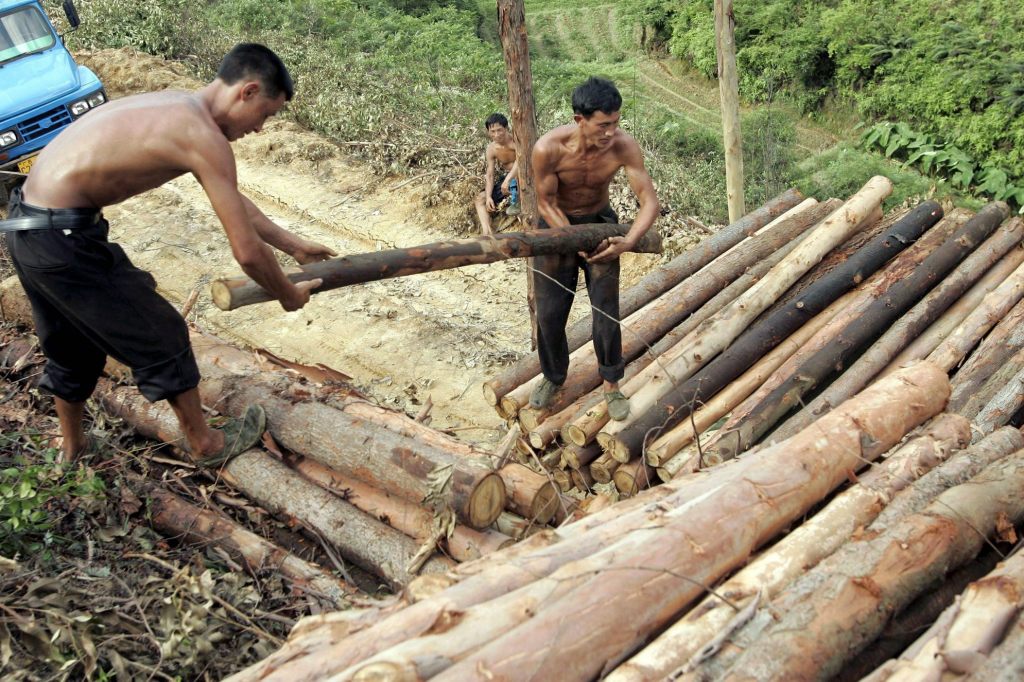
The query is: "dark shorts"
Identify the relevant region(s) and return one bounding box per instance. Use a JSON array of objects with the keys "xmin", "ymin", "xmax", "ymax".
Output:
[
  {"xmin": 4, "ymin": 188, "xmax": 200, "ymax": 403},
  {"xmin": 489, "ymin": 174, "xmax": 507, "ymax": 206}
]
